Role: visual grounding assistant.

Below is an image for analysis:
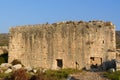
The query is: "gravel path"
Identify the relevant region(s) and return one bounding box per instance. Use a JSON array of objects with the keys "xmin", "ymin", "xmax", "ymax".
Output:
[{"xmin": 68, "ymin": 71, "xmax": 110, "ymax": 80}]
